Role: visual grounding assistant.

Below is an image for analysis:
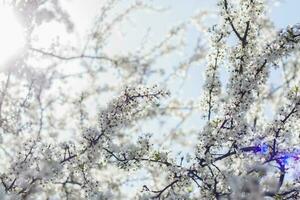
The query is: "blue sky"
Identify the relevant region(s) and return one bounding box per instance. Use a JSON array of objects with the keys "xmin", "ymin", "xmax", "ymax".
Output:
[
  {"xmin": 51, "ymin": 0, "xmax": 300, "ymax": 109},
  {"xmin": 74, "ymin": 0, "xmax": 298, "ymax": 113},
  {"xmin": 60, "ymin": 0, "xmax": 300, "ymax": 56},
  {"xmin": 270, "ymin": 0, "xmax": 300, "ymax": 28},
  {"xmin": 49, "ymin": 0, "xmax": 300, "ymax": 130}
]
